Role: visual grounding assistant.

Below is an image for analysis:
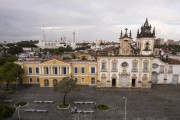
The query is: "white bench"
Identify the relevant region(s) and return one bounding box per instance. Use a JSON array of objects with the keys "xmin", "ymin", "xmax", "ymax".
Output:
[
  {"xmin": 44, "ymin": 101, "xmax": 54, "ymax": 104},
  {"xmin": 25, "ymin": 109, "xmax": 36, "ymax": 112},
  {"xmin": 83, "ymin": 110, "xmax": 94, "ymax": 114},
  {"xmin": 71, "ymin": 109, "xmax": 83, "ymax": 113},
  {"xmin": 74, "ymin": 101, "xmax": 84, "ymax": 104},
  {"xmin": 84, "ymin": 101, "xmax": 94, "ymax": 104},
  {"xmin": 36, "ymin": 109, "xmax": 48, "ymax": 113},
  {"xmin": 0, "ymin": 100, "xmax": 14, "ymax": 103},
  {"xmin": 33, "ymin": 101, "xmax": 43, "ymax": 104}
]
